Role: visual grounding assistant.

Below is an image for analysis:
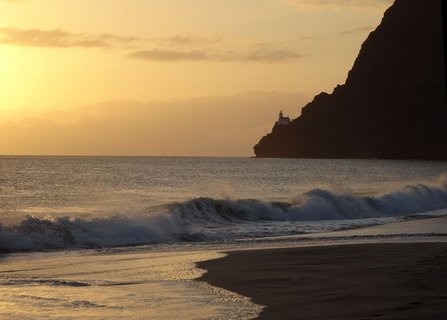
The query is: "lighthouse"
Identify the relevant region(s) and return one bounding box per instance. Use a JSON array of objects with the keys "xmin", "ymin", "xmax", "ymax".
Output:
[{"xmin": 276, "ymin": 110, "xmax": 291, "ymax": 126}]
